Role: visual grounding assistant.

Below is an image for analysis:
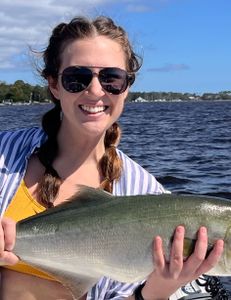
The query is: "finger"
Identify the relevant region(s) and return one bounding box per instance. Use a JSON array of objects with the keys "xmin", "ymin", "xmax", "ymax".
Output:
[
  {"xmin": 0, "ymin": 251, "xmax": 19, "ymax": 266},
  {"xmin": 153, "ymin": 236, "xmax": 165, "ymax": 272},
  {"xmin": 195, "ymin": 239, "xmax": 224, "ymax": 277},
  {"xmin": 169, "ymin": 226, "xmax": 184, "ymax": 278},
  {"xmin": 0, "ymin": 220, "xmax": 5, "ymax": 254},
  {"xmin": 184, "ymin": 227, "xmax": 208, "ymax": 272},
  {"xmin": 1, "ymin": 217, "xmax": 16, "ymax": 251}
]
